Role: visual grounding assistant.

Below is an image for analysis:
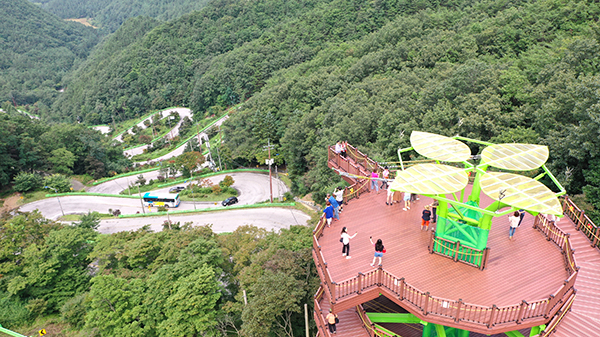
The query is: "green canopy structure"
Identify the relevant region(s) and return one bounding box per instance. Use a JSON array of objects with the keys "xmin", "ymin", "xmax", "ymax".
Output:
[{"xmin": 391, "ymin": 131, "xmax": 565, "ymax": 263}]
